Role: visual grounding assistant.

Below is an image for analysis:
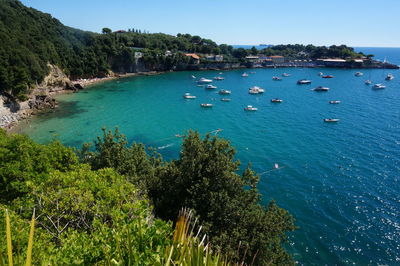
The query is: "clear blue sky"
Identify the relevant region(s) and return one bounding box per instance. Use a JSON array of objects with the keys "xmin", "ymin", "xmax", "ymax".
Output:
[{"xmin": 20, "ymin": 0, "xmax": 400, "ymax": 47}]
